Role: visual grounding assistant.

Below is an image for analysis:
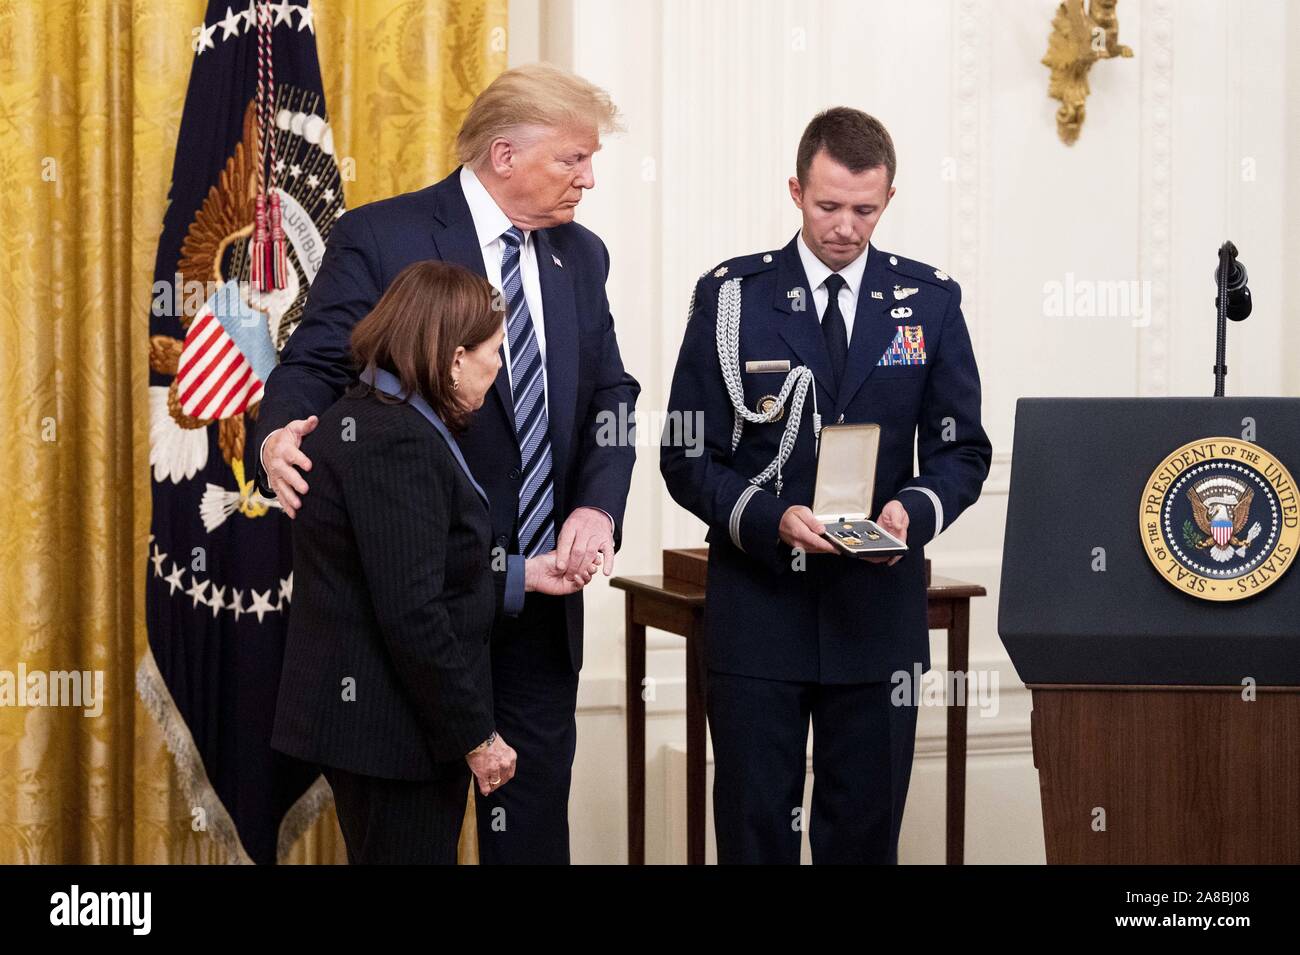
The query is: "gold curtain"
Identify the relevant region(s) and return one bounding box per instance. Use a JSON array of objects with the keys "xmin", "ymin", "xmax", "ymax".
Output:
[{"xmin": 0, "ymin": 0, "xmax": 507, "ymax": 864}]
